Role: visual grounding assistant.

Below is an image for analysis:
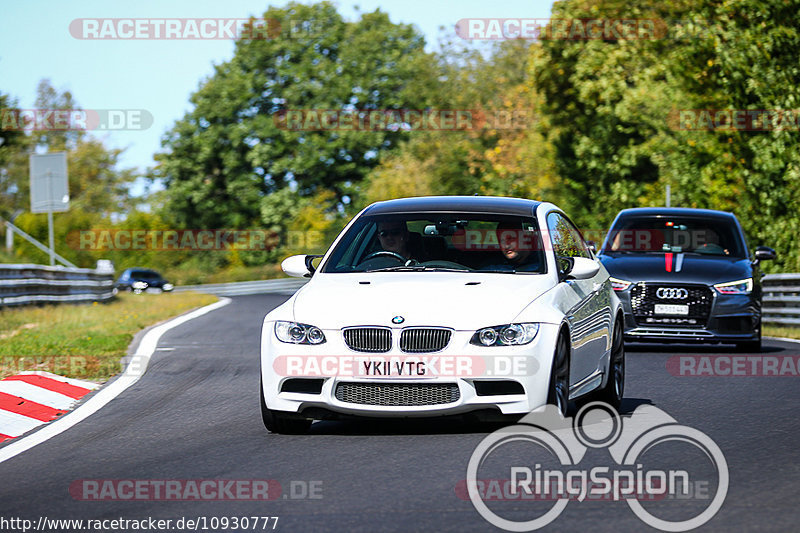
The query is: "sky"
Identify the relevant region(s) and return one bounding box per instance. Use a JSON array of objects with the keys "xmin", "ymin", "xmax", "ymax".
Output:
[{"xmin": 0, "ymin": 0, "xmax": 555, "ymax": 194}]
